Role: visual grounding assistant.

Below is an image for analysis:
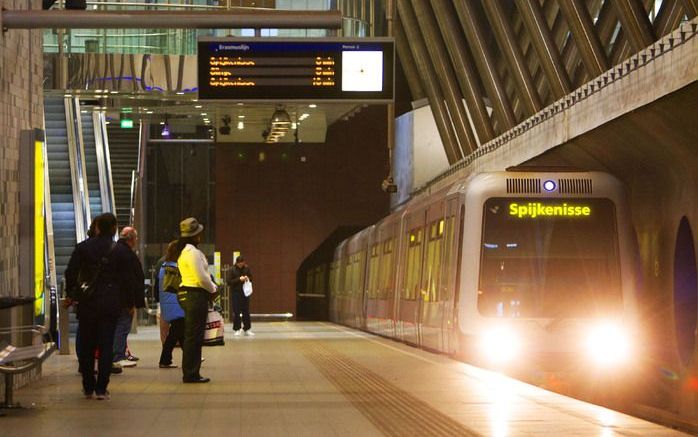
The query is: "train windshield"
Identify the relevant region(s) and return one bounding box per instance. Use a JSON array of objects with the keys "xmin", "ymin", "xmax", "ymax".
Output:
[{"xmin": 478, "ymin": 197, "xmax": 623, "ymax": 318}]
